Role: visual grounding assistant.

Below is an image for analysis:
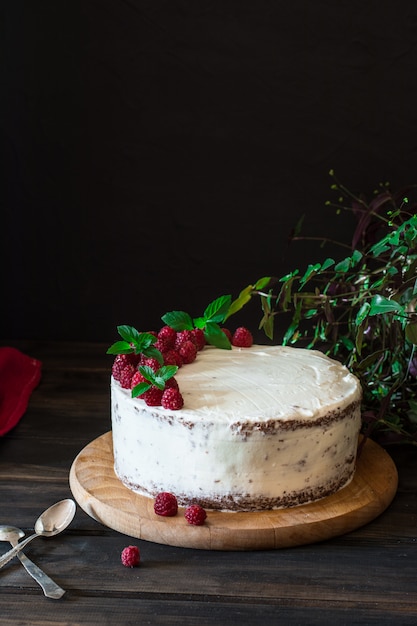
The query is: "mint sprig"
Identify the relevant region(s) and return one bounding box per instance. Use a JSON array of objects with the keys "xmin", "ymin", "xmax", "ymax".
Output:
[
  {"xmin": 106, "ymin": 325, "xmax": 163, "ymax": 364},
  {"xmin": 132, "ymin": 364, "xmax": 179, "ymax": 398},
  {"xmin": 161, "ymin": 295, "xmax": 233, "ymax": 349}
]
